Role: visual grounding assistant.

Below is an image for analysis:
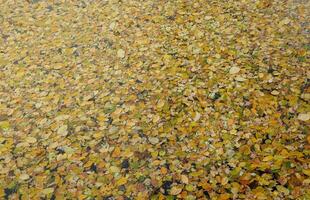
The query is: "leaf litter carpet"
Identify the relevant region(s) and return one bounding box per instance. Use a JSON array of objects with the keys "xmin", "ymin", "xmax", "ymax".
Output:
[{"xmin": 0, "ymin": 0, "xmax": 309, "ymax": 199}]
